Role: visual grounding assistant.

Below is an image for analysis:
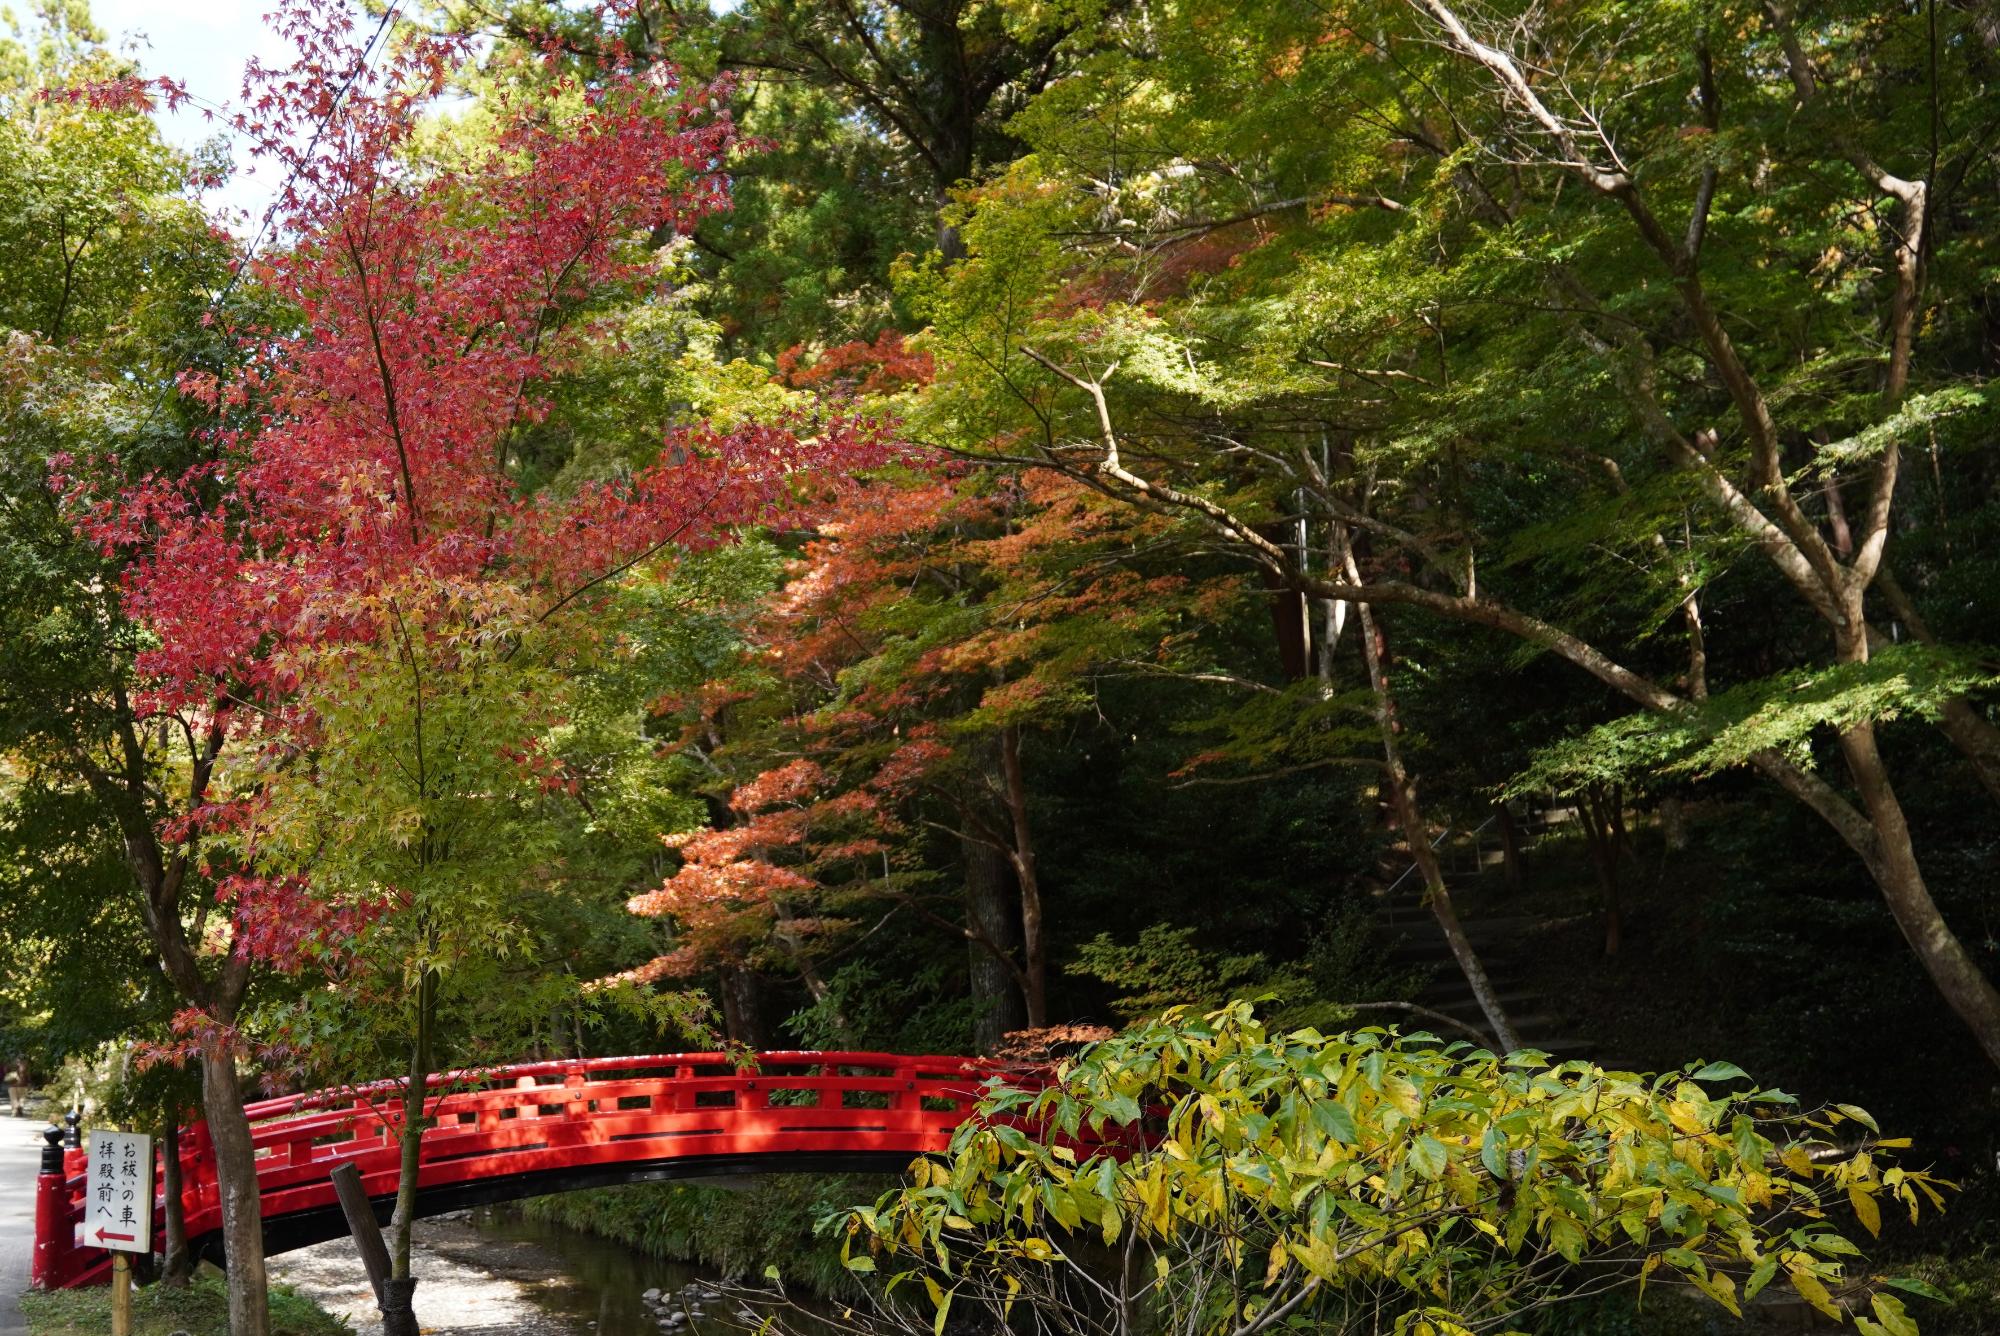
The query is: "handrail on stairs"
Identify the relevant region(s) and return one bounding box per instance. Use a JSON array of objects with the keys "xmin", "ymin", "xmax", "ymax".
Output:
[{"xmin": 1382, "ymin": 814, "xmax": 1499, "ymax": 899}]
